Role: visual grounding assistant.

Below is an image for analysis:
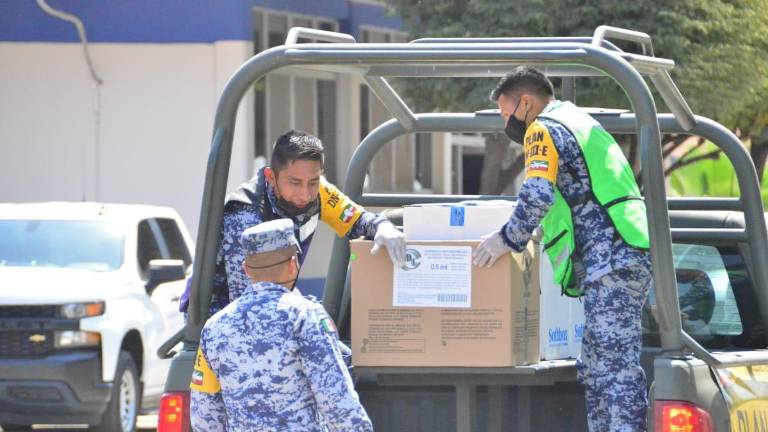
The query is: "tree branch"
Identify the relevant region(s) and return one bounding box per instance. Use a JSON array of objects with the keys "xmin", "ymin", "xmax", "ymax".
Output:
[
  {"xmin": 662, "ymin": 134, "xmax": 691, "ymax": 159},
  {"xmin": 664, "ymin": 150, "xmax": 721, "ymax": 176}
]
